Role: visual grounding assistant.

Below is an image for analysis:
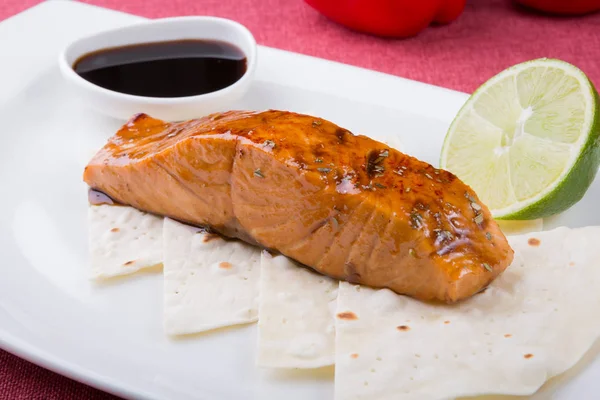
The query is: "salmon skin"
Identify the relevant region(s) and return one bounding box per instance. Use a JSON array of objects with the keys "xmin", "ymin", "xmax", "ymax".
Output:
[{"xmin": 84, "ymin": 110, "xmax": 514, "ymax": 302}]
